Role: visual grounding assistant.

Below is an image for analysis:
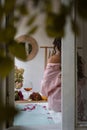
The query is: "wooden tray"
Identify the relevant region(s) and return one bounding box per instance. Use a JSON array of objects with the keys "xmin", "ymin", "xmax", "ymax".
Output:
[{"xmin": 15, "ymin": 99, "xmax": 47, "ymax": 104}]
